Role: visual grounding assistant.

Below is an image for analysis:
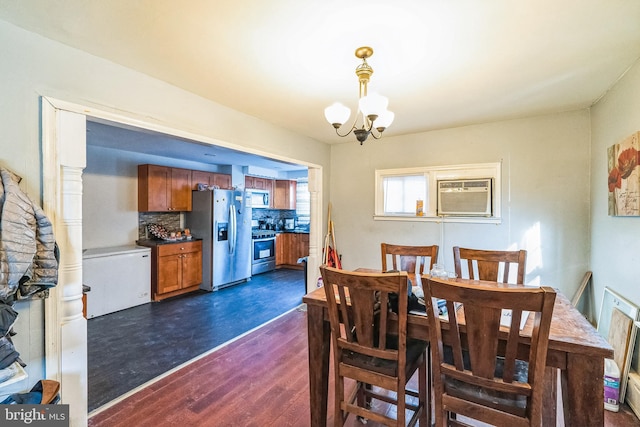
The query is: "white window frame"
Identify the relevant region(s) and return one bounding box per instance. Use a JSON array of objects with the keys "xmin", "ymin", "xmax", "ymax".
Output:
[{"xmin": 374, "ymin": 162, "xmax": 502, "ymax": 224}]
